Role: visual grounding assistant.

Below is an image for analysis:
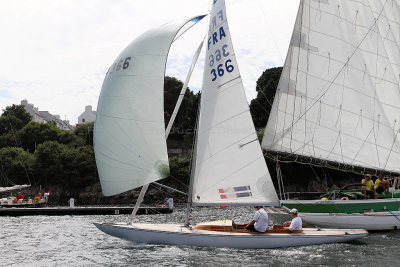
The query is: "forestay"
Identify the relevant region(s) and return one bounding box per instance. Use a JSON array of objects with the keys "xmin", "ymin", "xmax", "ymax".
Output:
[
  {"xmin": 263, "ymin": 0, "xmax": 400, "ymax": 173},
  {"xmin": 192, "ymin": 0, "xmax": 279, "ymax": 206},
  {"xmin": 94, "ymin": 15, "xmax": 206, "ymax": 196}
]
